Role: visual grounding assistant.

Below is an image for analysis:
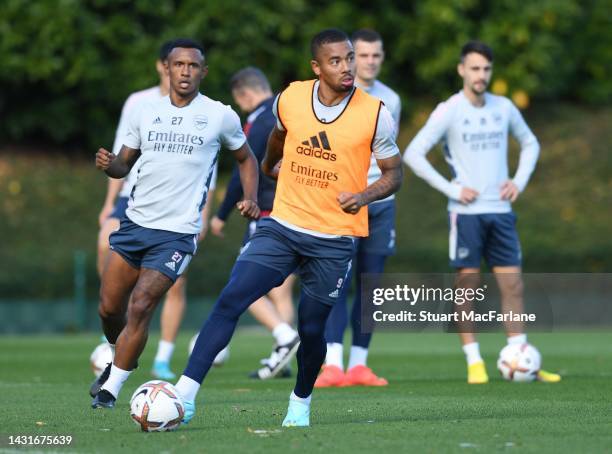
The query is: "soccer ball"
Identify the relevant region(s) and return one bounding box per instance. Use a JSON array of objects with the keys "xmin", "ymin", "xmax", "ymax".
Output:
[
  {"xmin": 89, "ymin": 342, "xmax": 113, "ymax": 377},
  {"xmin": 188, "ymin": 333, "xmax": 230, "ymax": 367},
  {"xmin": 130, "ymin": 380, "xmax": 185, "ymax": 432},
  {"xmin": 497, "ymin": 343, "xmax": 541, "ymax": 382}
]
